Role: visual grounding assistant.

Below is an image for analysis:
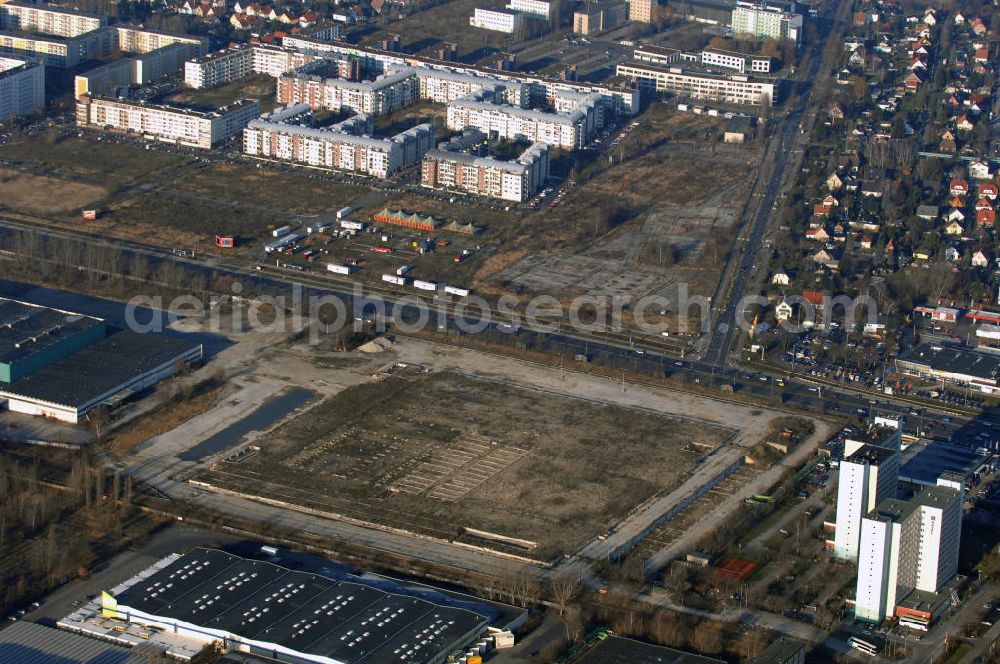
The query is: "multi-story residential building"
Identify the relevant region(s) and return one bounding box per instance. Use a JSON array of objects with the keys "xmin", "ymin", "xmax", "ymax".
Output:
[
  {"xmin": 573, "ymin": 2, "xmax": 627, "ymax": 34},
  {"xmin": 446, "ymin": 90, "xmax": 597, "ymax": 149},
  {"xmin": 469, "ymin": 7, "xmax": 525, "ymax": 33},
  {"xmin": 616, "ymin": 61, "xmax": 775, "ymax": 105},
  {"xmin": 76, "ymin": 95, "xmax": 258, "ymax": 148},
  {"xmin": 184, "ymin": 47, "xmax": 252, "ymax": 89},
  {"xmin": 76, "ymin": 42, "xmax": 199, "ymax": 97},
  {"xmin": 115, "ymin": 27, "xmax": 206, "ymax": 56},
  {"xmin": 730, "ymin": 1, "xmax": 802, "ymax": 43},
  {"xmin": 417, "ymin": 68, "xmax": 527, "ymax": 106},
  {"xmin": 701, "ymin": 48, "xmax": 773, "ymax": 73},
  {"xmin": 243, "ymin": 103, "xmax": 434, "ymax": 178},
  {"xmin": 0, "ymin": 1, "xmax": 106, "ymax": 38},
  {"xmin": 629, "ymin": 0, "xmax": 654, "ymax": 23},
  {"xmin": 421, "ymin": 132, "xmax": 549, "ymax": 201},
  {"xmin": 278, "ymin": 62, "xmax": 418, "ymax": 115},
  {"xmin": 184, "ymin": 44, "xmax": 316, "ymax": 89},
  {"xmin": 260, "ymin": 38, "xmax": 639, "ymax": 118},
  {"xmin": 507, "ymin": 0, "xmax": 558, "ymax": 20},
  {"xmin": 0, "ymin": 56, "xmax": 43, "ymax": 121},
  {"xmin": 855, "ymin": 482, "xmax": 963, "ymax": 622},
  {"xmin": 0, "ymin": 25, "xmax": 116, "ymax": 67},
  {"xmin": 834, "ymin": 441, "xmax": 901, "ymax": 561}
]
